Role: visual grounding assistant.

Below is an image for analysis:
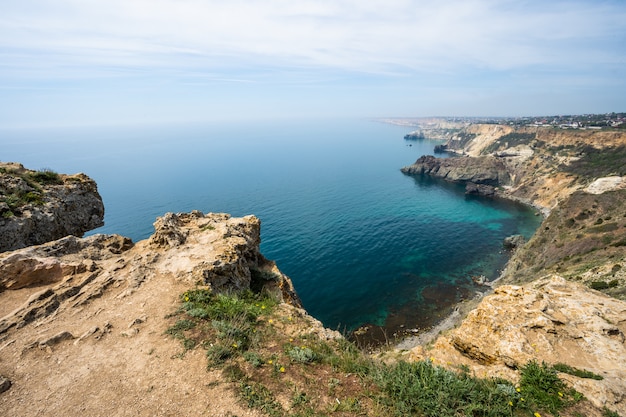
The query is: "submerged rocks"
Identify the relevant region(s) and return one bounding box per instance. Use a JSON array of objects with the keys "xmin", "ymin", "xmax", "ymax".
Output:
[{"xmin": 0, "ymin": 163, "xmax": 104, "ymax": 252}]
